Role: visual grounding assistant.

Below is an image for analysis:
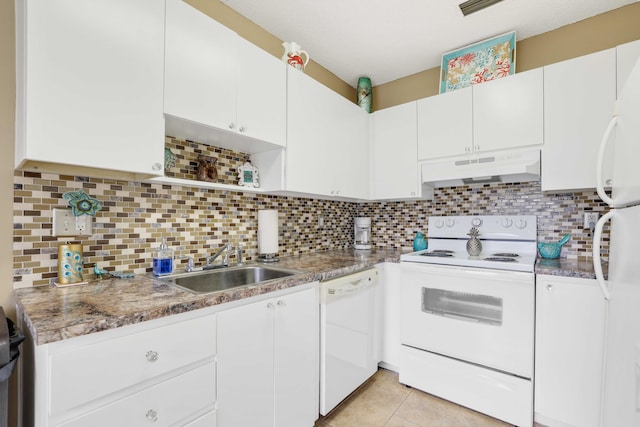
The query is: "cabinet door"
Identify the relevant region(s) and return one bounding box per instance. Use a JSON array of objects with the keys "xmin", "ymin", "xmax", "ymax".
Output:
[
  {"xmin": 473, "ymin": 68, "xmax": 543, "ymax": 152},
  {"xmin": 332, "ymin": 98, "xmax": 369, "ymax": 199},
  {"xmin": 372, "ymin": 102, "xmax": 419, "ymax": 199},
  {"xmin": 286, "ymin": 69, "xmax": 335, "ymax": 196},
  {"xmin": 236, "ymin": 38, "xmax": 287, "ymax": 147},
  {"xmin": 17, "ymin": 0, "xmax": 165, "ymax": 176},
  {"xmin": 417, "ymin": 87, "xmax": 472, "ymax": 160},
  {"xmin": 217, "ymin": 298, "xmax": 275, "ymax": 427},
  {"xmin": 534, "ymin": 275, "xmax": 606, "ymax": 427},
  {"xmin": 164, "ymin": 0, "xmax": 237, "ymax": 131},
  {"xmin": 617, "ymin": 39, "xmax": 640, "ymax": 97},
  {"xmin": 542, "ymin": 49, "xmax": 616, "ymax": 191},
  {"xmin": 274, "ymin": 288, "xmax": 319, "ymax": 427}
]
